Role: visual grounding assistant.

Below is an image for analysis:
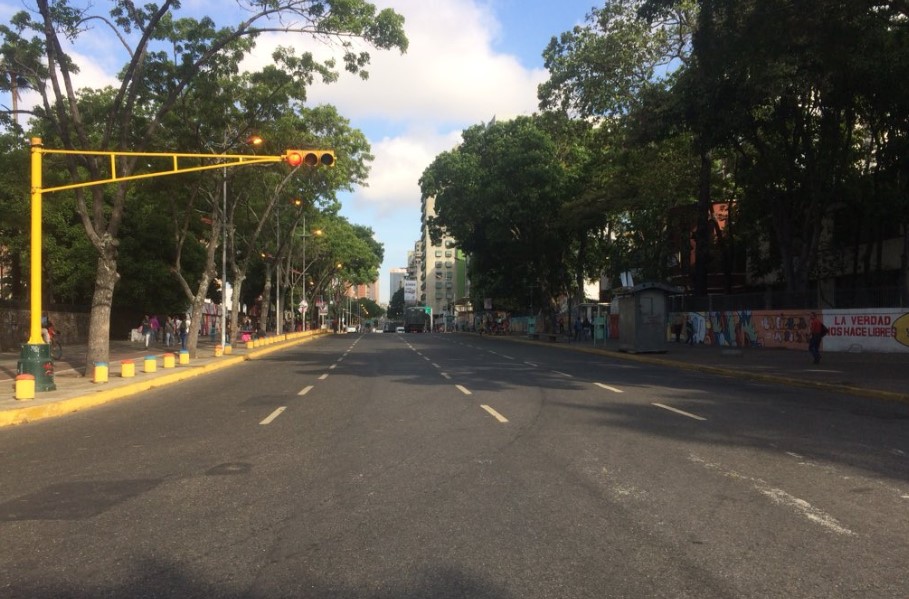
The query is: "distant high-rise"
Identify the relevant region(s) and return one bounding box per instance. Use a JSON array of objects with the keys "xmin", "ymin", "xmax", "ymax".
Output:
[{"xmin": 389, "ymin": 268, "xmax": 407, "ymax": 300}]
